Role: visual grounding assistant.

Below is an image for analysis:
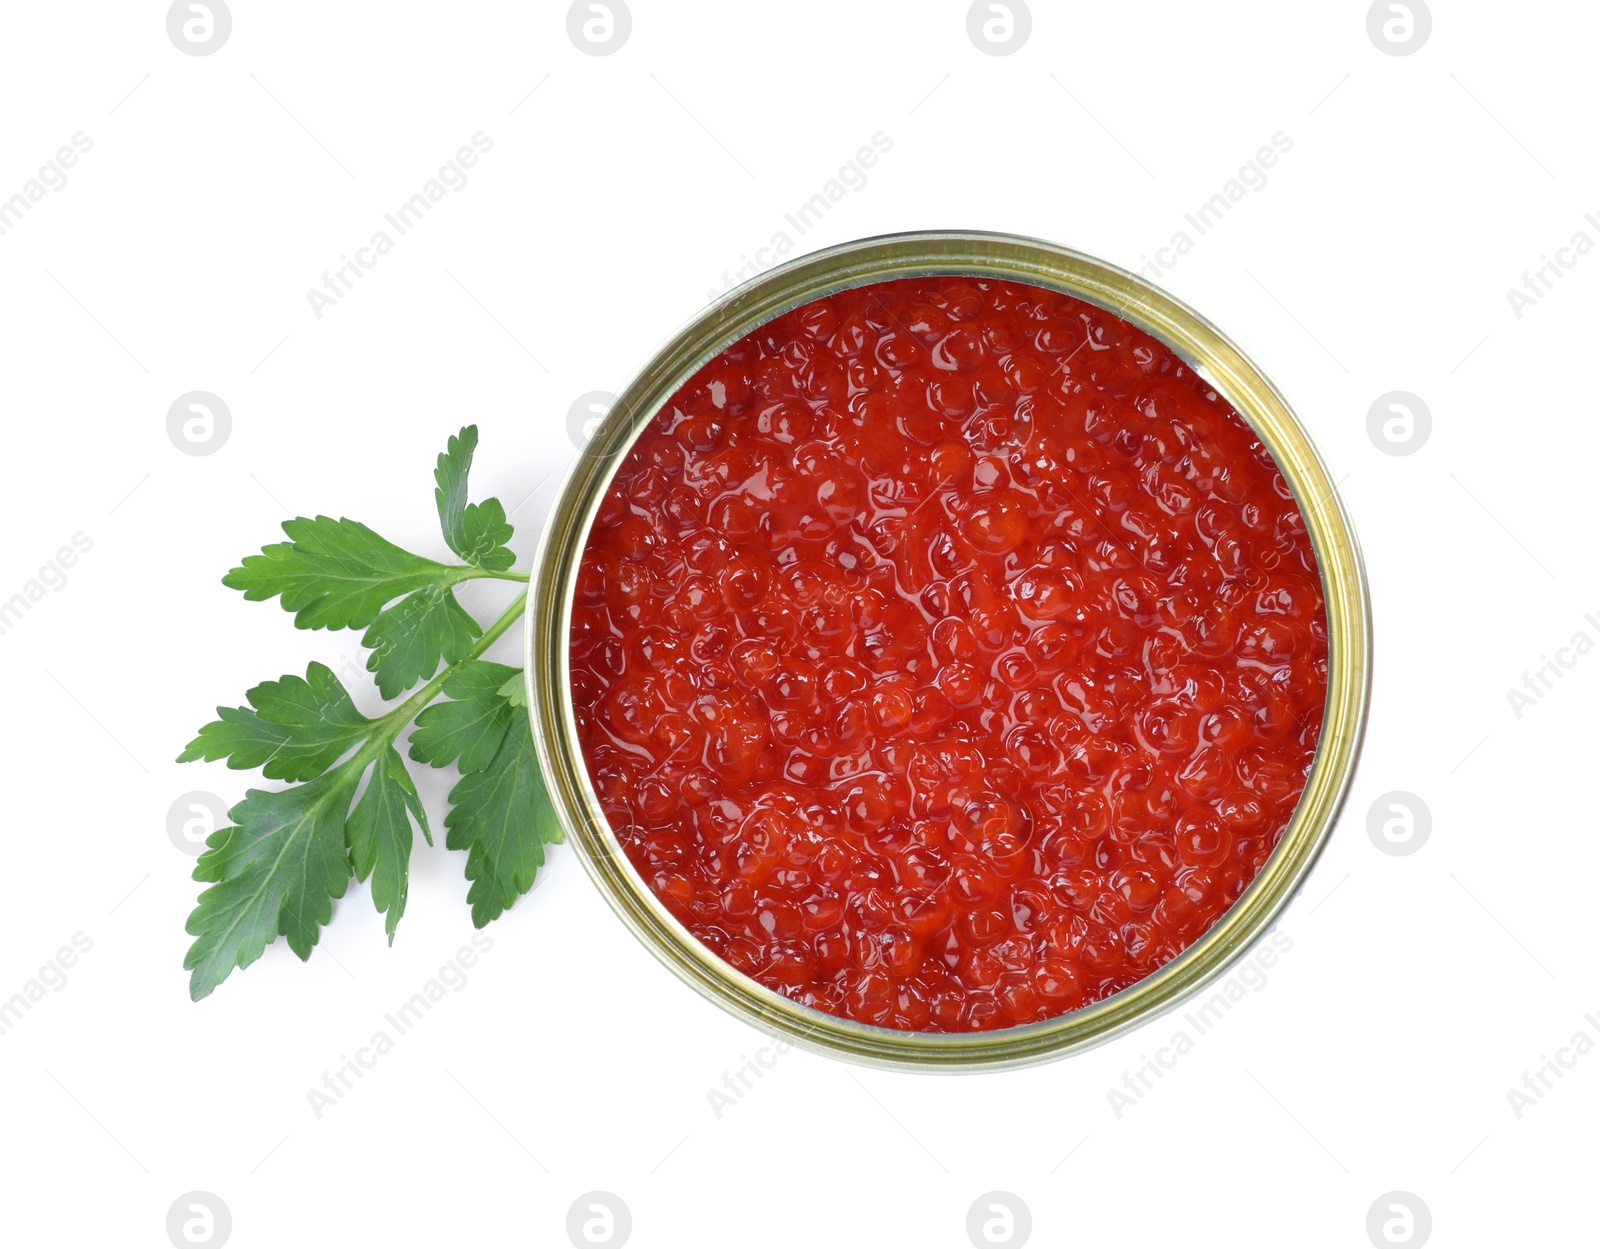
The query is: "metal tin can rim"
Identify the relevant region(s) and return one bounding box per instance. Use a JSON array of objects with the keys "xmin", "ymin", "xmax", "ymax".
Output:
[{"xmin": 525, "ymin": 230, "xmax": 1371, "ymax": 1071}]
